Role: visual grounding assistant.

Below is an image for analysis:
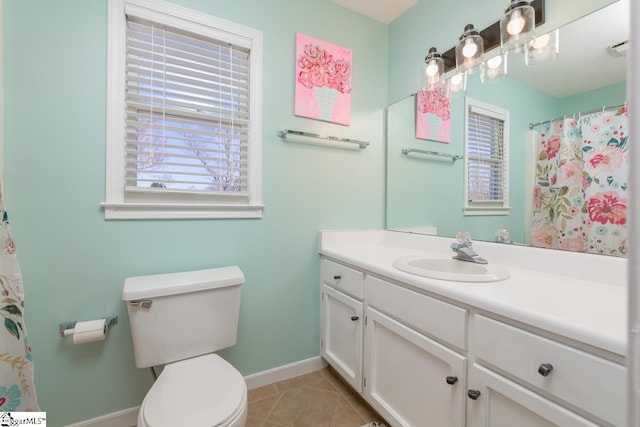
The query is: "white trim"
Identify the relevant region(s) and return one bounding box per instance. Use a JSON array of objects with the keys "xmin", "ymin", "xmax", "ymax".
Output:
[
  {"xmin": 104, "ymin": 0, "xmax": 263, "ymax": 220},
  {"xmin": 101, "ymin": 202, "xmax": 264, "ymax": 219},
  {"xmin": 244, "ymin": 356, "xmax": 328, "ymax": 390},
  {"xmin": 64, "ymin": 356, "xmax": 327, "ymax": 426},
  {"xmin": 628, "ymin": 1, "xmax": 640, "ymax": 426}
]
